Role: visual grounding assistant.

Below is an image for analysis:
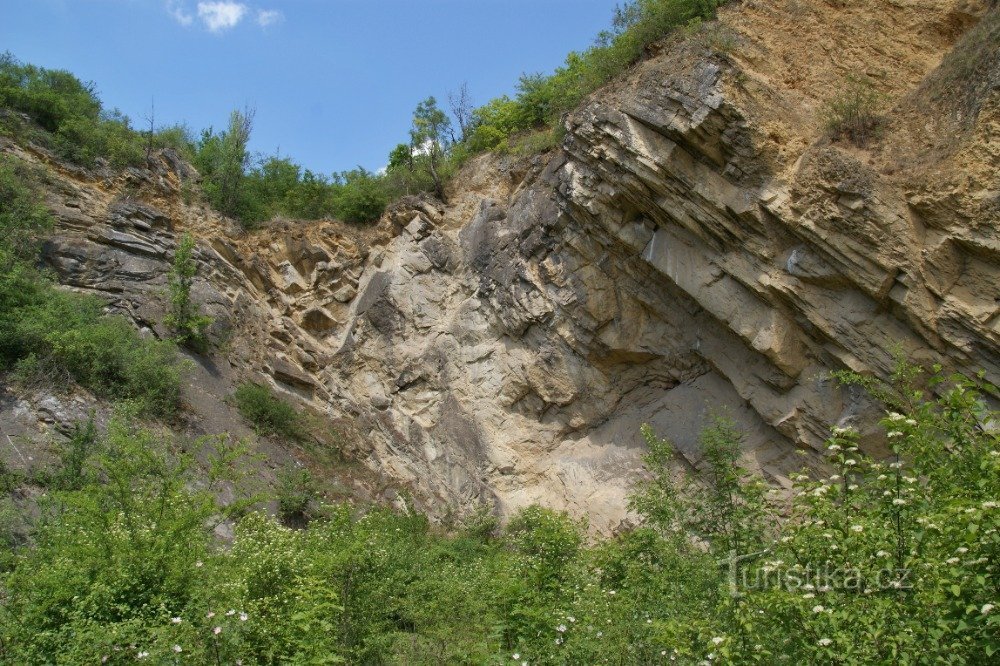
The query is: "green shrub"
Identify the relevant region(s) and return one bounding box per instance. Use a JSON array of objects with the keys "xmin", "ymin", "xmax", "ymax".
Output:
[
  {"xmin": 2, "ymin": 365, "xmax": 996, "ymax": 663},
  {"xmin": 153, "ymin": 123, "xmax": 197, "ymax": 159},
  {"xmin": 822, "ymin": 74, "xmax": 884, "ymax": 146},
  {"xmin": 510, "ymin": 126, "xmax": 563, "ymax": 156},
  {"xmin": 53, "ymin": 110, "xmax": 144, "ymax": 169},
  {"xmin": 0, "ymin": 154, "xmax": 52, "ymax": 258},
  {"xmin": 463, "ymin": 0, "xmax": 730, "ymax": 156},
  {"xmin": 0, "ymin": 413, "xmax": 231, "ymax": 664},
  {"xmin": 0, "ymin": 53, "xmax": 147, "ymax": 168},
  {"xmin": 50, "ymin": 416, "xmax": 98, "ymax": 491},
  {"xmin": 165, "ymin": 232, "xmax": 212, "ymax": 350},
  {"xmin": 466, "ymin": 95, "xmax": 527, "ymax": 152},
  {"xmin": 275, "ymin": 464, "xmax": 317, "ymax": 524},
  {"xmin": 193, "ymin": 108, "xmax": 255, "ymax": 221},
  {"xmin": 332, "ymin": 168, "xmax": 389, "ymax": 223},
  {"xmin": 282, "ymin": 168, "xmax": 337, "ymax": 219},
  {"xmin": 234, "ymin": 382, "xmax": 306, "ymax": 441},
  {"xmin": 193, "ymin": 123, "xmax": 387, "ymax": 226},
  {"xmin": 9, "ymin": 291, "xmax": 181, "ymax": 413},
  {"xmin": 0, "ymin": 53, "xmax": 100, "ymax": 133}
]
